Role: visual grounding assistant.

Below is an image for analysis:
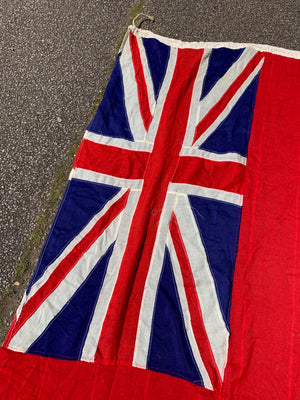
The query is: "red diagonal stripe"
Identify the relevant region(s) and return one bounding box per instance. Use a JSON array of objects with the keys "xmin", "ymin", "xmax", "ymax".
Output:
[
  {"xmin": 75, "ymin": 139, "xmax": 150, "ymax": 180},
  {"xmin": 10, "ymin": 190, "xmax": 130, "ymax": 339},
  {"xmin": 169, "ymin": 212, "xmax": 222, "ymax": 391},
  {"xmin": 193, "ymin": 52, "xmax": 263, "ymax": 145},
  {"xmin": 129, "ymin": 33, "xmax": 153, "ymax": 132},
  {"xmin": 173, "ymin": 156, "xmax": 246, "ymax": 194}
]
